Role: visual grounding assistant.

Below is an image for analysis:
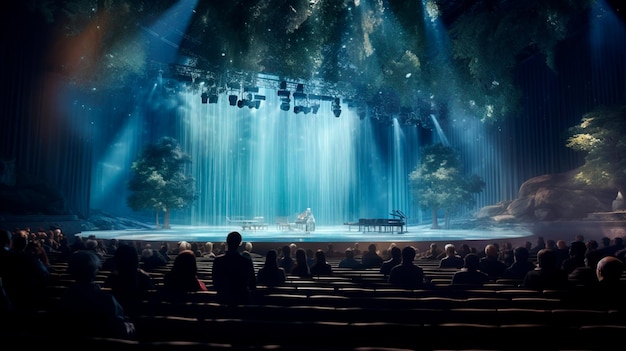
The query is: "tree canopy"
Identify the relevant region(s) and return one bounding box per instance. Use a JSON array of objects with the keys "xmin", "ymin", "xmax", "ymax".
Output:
[
  {"xmin": 127, "ymin": 136, "xmax": 198, "ymax": 229},
  {"xmin": 566, "ymin": 103, "xmax": 626, "ymax": 200},
  {"xmin": 409, "ymin": 143, "xmax": 485, "ymax": 228}
]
